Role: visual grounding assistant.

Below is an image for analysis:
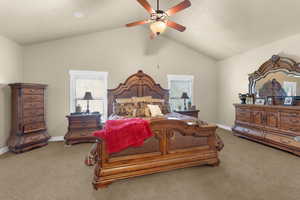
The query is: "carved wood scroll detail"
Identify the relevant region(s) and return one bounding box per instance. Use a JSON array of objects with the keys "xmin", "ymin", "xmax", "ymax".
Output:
[
  {"xmin": 249, "ymin": 55, "xmax": 300, "ymax": 94},
  {"xmin": 108, "ymin": 70, "xmax": 169, "ymax": 117}
]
